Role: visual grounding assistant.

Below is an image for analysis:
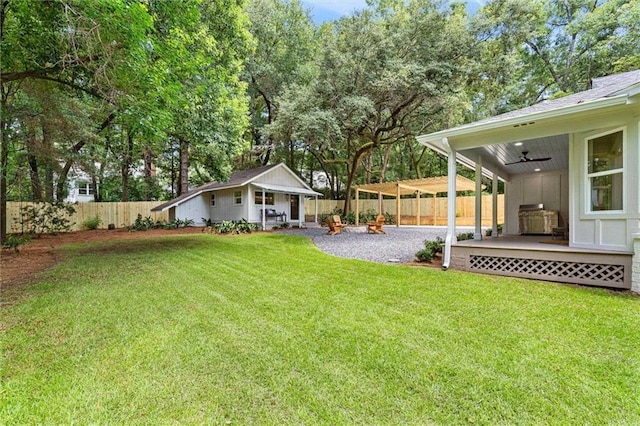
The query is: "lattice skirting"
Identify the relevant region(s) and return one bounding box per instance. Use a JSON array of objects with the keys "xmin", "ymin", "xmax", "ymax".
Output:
[{"xmin": 469, "ymin": 255, "xmax": 625, "ymax": 285}]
